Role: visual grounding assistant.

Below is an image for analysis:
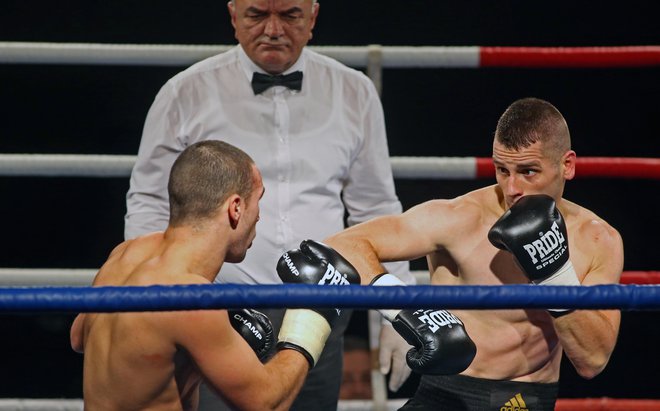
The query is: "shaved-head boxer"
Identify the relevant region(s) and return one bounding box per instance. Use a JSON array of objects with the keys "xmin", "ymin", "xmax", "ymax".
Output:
[{"xmin": 71, "ymin": 141, "xmax": 353, "ymax": 411}]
